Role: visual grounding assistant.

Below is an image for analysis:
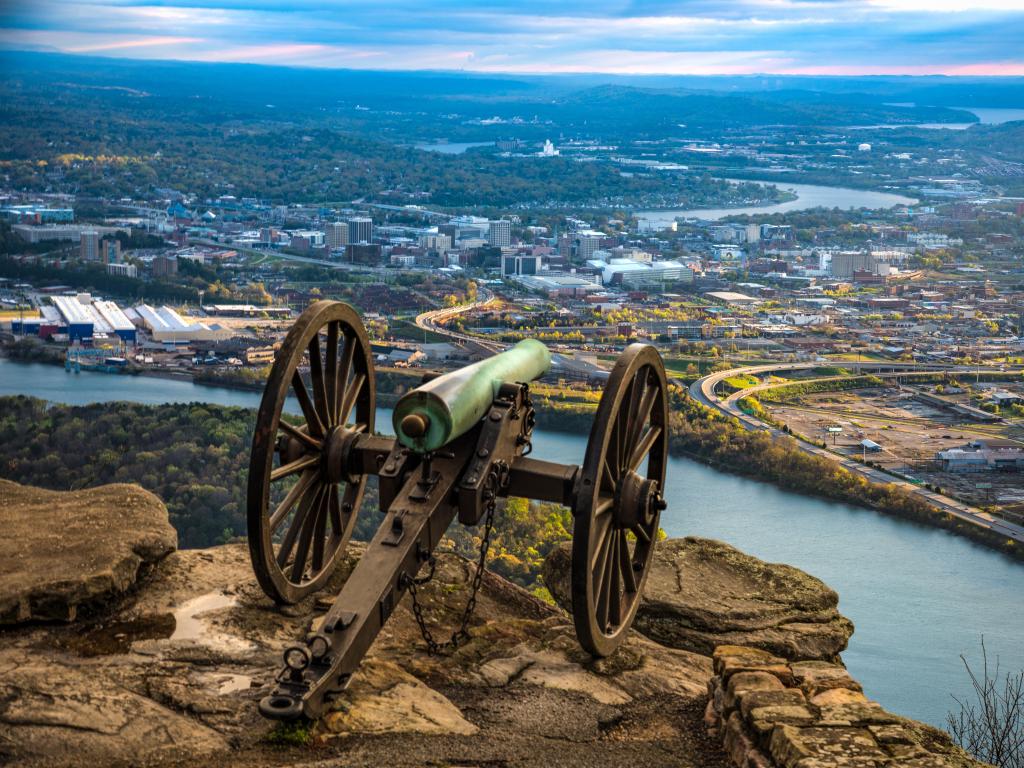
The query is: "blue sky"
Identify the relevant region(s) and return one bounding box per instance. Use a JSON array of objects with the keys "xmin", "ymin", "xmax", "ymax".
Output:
[{"xmin": 1, "ymin": 0, "xmax": 1023, "ymax": 75}]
